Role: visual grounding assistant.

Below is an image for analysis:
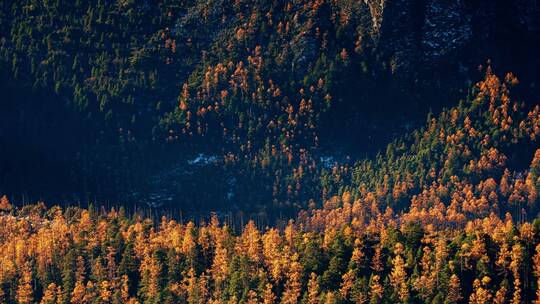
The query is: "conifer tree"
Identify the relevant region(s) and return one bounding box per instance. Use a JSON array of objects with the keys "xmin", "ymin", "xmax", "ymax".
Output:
[{"xmin": 16, "ymin": 264, "xmax": 34, "ymax": 304}]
